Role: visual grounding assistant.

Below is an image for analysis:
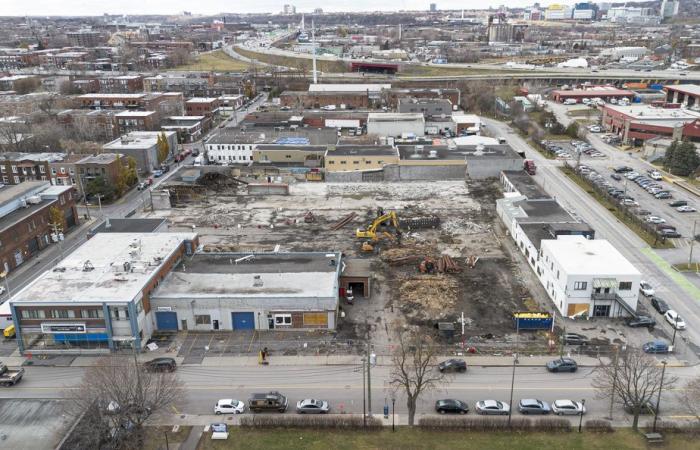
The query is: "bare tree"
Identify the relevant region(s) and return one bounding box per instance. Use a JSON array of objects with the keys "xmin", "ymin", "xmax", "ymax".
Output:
[
  {"xmin": 681, "ymin": 376, "xmax": 700, "ymax": 424},
  {"xmin": 592, "ymin": 348, "xmax": 677, "ymax": 431},
  {"xmin": 64, "ymin": 355, "xmax": 182, "ymax": 450},
  {"xmin": 389, "ymin": 329, "xmax": 447, "ymax": 426}
]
